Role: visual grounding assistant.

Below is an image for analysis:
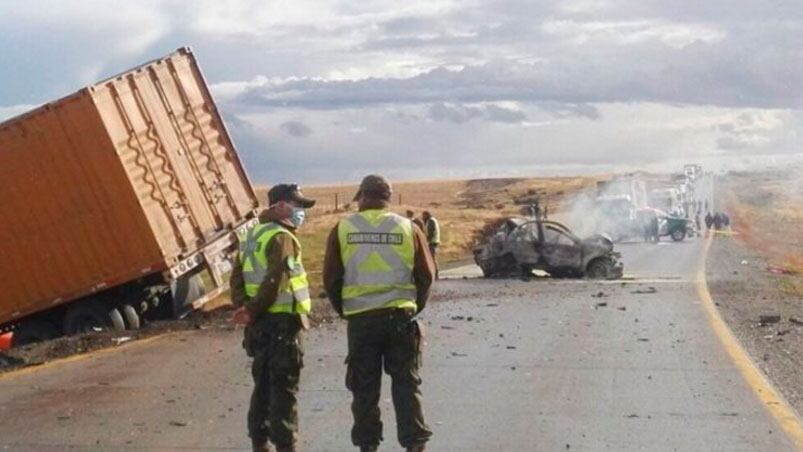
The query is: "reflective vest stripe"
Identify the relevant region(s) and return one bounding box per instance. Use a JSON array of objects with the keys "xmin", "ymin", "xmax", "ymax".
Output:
[
  {"xmin": 338, "ymin": 210, "xmax": 416, "ymax": 316},
  {"xmin": 274, "ymin": 286, "xmax": 311, "ymax": 306},
  {"xmin": 241, "ymin": 224, "xmax": 285, "ymax": 292},
  {"xmin": 342, "ymin": 288, "xmax": 417, "ymax": 313},
  {"xmin": 343, "ymin": 215, "xmax": 412, "ymax": 287},
  {"xmin": 238, "ymin": 223, "xmax": 312, "ymax": 315}
]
